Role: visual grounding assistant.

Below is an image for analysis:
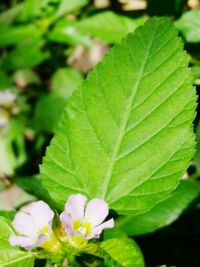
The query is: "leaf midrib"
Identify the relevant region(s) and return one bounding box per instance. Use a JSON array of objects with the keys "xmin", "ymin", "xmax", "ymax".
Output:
[
  {"xmin": 101, "ymin": 25, "xmax": 157, "ymax": 199},
  {"xmin": 0, "ymin": 253, "xmax": 32, "ymax": 267}
]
